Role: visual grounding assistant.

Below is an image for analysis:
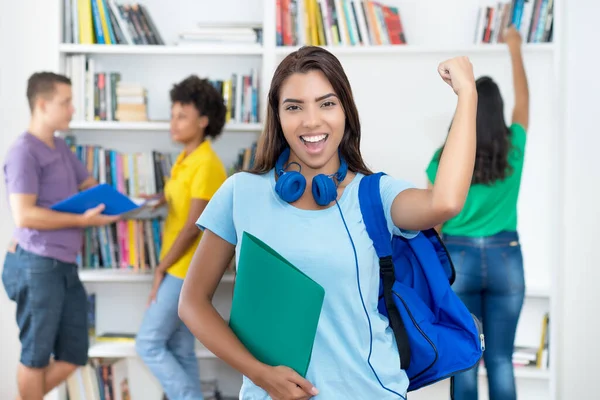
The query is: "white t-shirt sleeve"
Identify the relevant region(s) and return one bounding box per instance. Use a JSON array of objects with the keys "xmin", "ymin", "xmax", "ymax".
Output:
[
  {"xmin": 196, "ymin": 174, "xmax": 237, "ymax": 245},
  {"xmin": 379, "ymin": 174, "xmax": 419, "ymax": 239}
]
